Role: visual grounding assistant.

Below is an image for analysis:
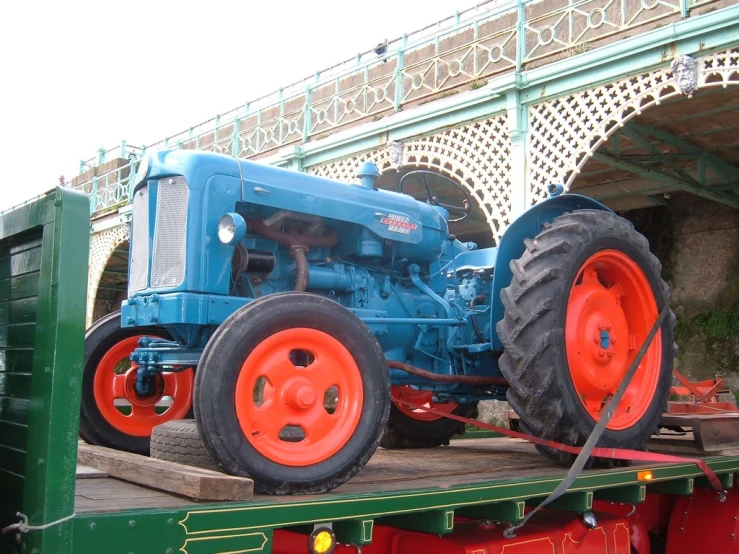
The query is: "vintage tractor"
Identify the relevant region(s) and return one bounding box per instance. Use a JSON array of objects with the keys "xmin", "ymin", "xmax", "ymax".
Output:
[{"xmin": 79, "ymin": 149, "xmax": 674, "ymax": 494}]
